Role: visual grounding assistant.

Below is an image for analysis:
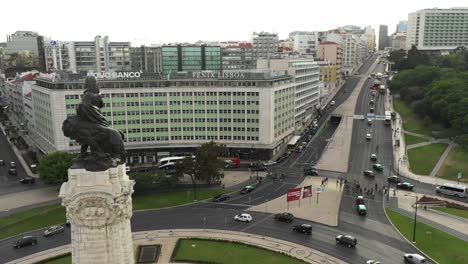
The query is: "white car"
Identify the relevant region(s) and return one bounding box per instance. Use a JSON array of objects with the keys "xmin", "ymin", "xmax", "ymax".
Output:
[
  {"xmin": 312, "ymin": 119, "xmax": 318, "ymax": 125},
  {"xmin": 366, "ymin": 261, "xmax": 381, "ymax": 264},
  {"xmin": 404, "ymin": 253, "xmax": 426, "ymax": 264},
  {"xmin": 366, "ymin": 133, "xmax": 372, "ymax": 140},
  {"xmin": 262, "ymin": 160, "xmax": 277, "ymax": 167},
  {"xmin": 330, "ymin": 101, "xmax": 336, "ymax": 106},
  {"xmin": 43, "ymin": 225, "xmax": 65, "ymax": 237},
  {"xmin": 234, "ymin": 213, "xmax": 252, "ymax": 222}
]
